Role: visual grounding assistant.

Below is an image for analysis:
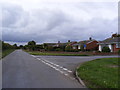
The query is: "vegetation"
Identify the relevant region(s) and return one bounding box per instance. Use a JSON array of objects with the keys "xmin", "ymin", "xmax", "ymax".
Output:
[
  {"xmin": 77, "ymin": 58, "xmax": 119, "ymax": 88},
  {"xmin": 26, "ymin": 51, "xmax": 89, "ymax": 56},
  {"xmin": 1, "ymin": 41, "xmax": 16, "ymax": 59},
  {"xmin": 2, "ymin": 41, "xmax": 14, "ymax": 50},
  {"xmin": 27, "ymin": 41, "xmax": 36, "ymax": 51},
  {"xmin": 65, "ymin": 45, "xmax": 73, "ymax": 52},
  {"xmin": 80, "ymin": 45, "xmax": 85, "ymax": 51},
  {"xmin": 2, "ymin": 49, "xmax": 15, "ymax": 58},
  {"xmin": 102, "ymin": 46, "xmax": 111, "ymax": 52},
  {"xmin": 118, "ymin": 50, "xmax": 120, "ymax": 54},
  {"xmin": 23, "ymin": 41, "xmax": 44, "ymax": 51}
]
